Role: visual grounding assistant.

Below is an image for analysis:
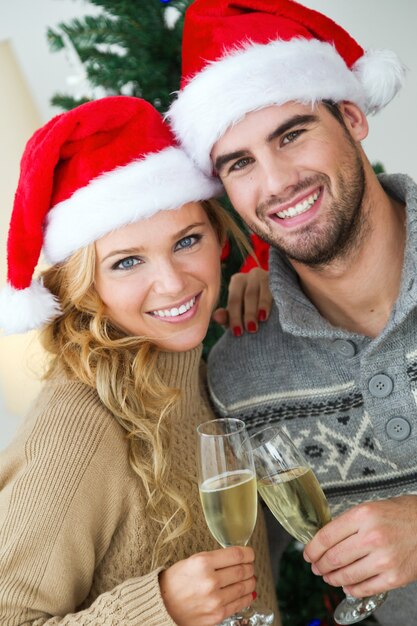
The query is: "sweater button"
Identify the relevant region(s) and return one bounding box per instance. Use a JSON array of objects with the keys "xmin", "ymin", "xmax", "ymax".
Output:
[
  {"xmin": 368, "ymin": 374, "xmax": 393, "ymax": 398},
  {"xmin": 332, "ymin": 339, "xmax": 356, "ymax": 357},
  {"xmin": 386, "ymin": 417, "xmax": 411, "ymax": 441}
]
